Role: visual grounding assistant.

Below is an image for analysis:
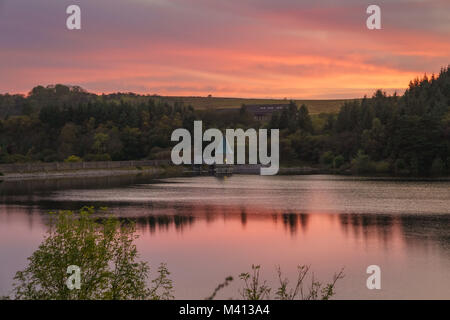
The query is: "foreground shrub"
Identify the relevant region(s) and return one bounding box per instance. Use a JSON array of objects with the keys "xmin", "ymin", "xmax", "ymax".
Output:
[
  {"xmin": 12, "ymin": 208, "xmax": 173, "ymax": 300},
  {"xmin": 238, "ymin": 265, "xmax": 344, "ymax": 300}
]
